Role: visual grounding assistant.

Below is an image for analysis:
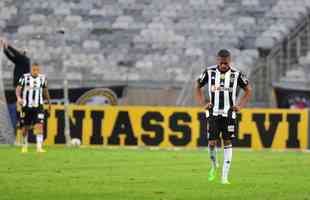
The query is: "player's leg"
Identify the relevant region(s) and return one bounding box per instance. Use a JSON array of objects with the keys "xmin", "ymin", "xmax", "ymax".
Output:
[
  {"xmin": 208, "ymin": 140, "xmax": 217, "ymax": 170},
  {"xmin": 34, "ymin": 109, "xmax": 46, "ymax": 152},
  {"xmin": 20, "ymin": 109, "xmax": 30, "ymax": 153},
  {"xmin": 221, "ymin": 117, "xmax": 236, "ymax": 184},
  {"xmin": 34, "ymin": 123, "xmax": 45, "ymax": 152},
  {"xmin": 221, "ymin": 139, "xmax": 232, "ymax": 184},
  {"xmin": 15, "ymin": 102, "xmax": 22, "ymax": 146},
  {"xmin": 21, "ymin": 125, "xmax": 31, "ymax": 152},
  {"xmin": 15, "ymin": 121, "xmax": 22, "ymax": 145},
  {"xmin": 207, "ymin": 116, "xmax": 220, "ymax": 181}
]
